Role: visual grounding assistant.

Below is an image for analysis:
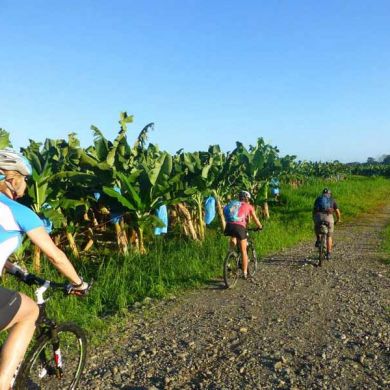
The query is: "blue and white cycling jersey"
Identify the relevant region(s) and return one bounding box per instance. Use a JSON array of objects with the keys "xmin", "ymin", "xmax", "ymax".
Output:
[{"xmin": 0, "ymin": 193, "xmax": 43, "ymax": 273}]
